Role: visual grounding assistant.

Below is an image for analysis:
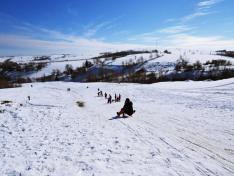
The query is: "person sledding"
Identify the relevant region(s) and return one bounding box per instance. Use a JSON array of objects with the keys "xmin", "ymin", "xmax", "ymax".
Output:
[{"xmin": 117, "ymin": 98, "xmax": 135, "ymax": 117}]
